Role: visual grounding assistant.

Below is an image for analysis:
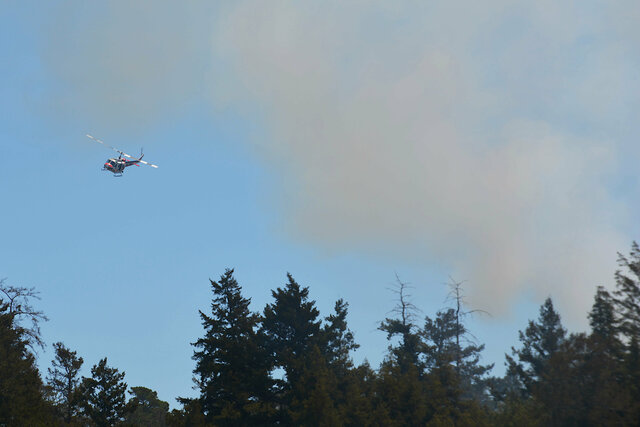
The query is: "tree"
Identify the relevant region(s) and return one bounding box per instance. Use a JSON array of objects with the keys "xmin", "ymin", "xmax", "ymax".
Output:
[
  {"xmin": 611, "ymin": 242, "xmax": 640, "ymax": 421},
  {"xmin": 167, "ymin": 398, "xmax": 207, "ymax": 427},
  {"xmin": 262, "ymin": 273, "xmax": 328, "ymax": 424},
  {"xmin": 422, "ymin": 308, "xmax": 493, "ymax": 403},
  {"xmin": 79, "ymin": 357, "xmax": 127, "ymax": 427},
  {"xmin": 377, "ymin": 276, "xmax": 437, "ymax": 425},
  {"xmin": 0, "ymin": 279, "xmax": 48, "ymax": 349},
  {"xmin": 0, "ymin": 280, "xmax": 53, "ymax": 425},
  {"xmin": 378, "ymin": 275, "xmax": 423, "ymax": 374},
  {"xmin": 322, "ymin": 299, "xmax": 359, "ymax": 375},
  {"xmin": 340, "ymin": 361, "xmax": 392, "ymax": 426},
  {"xmin": 506, "ymin": 297, "xmax": 566, "ymax": 397},
  {"xmin": 589, "ymin": 286, "xmax": 618, "ymax": 342},
  {"xmin": 125, "ymin": 386, "xmax": 169, "ymax": 427},
  {"xmin": 191, "ymin": 269, "xmax": 273, "ymax": 425},
  {"xmin": 613, "ymin": 241, "xmax": 640, "ymax": 342},
  {"xmin": 582, "ymin": 287, "xmax": 630, "ymax": 424},
  {"xmin": 321, "ymin": 299, "xmax": 360, "ymax": 421},
  {"xmin": 47, "ymin": 342, "xmax": 84, "ymax": 424}
]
